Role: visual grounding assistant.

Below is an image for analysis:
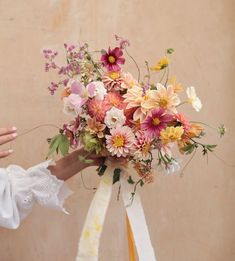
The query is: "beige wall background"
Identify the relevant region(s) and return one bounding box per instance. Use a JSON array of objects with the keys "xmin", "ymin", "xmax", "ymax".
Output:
[{"xmin": 0, "ymin": 0, "xmax": 235, "ymax": 260}]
